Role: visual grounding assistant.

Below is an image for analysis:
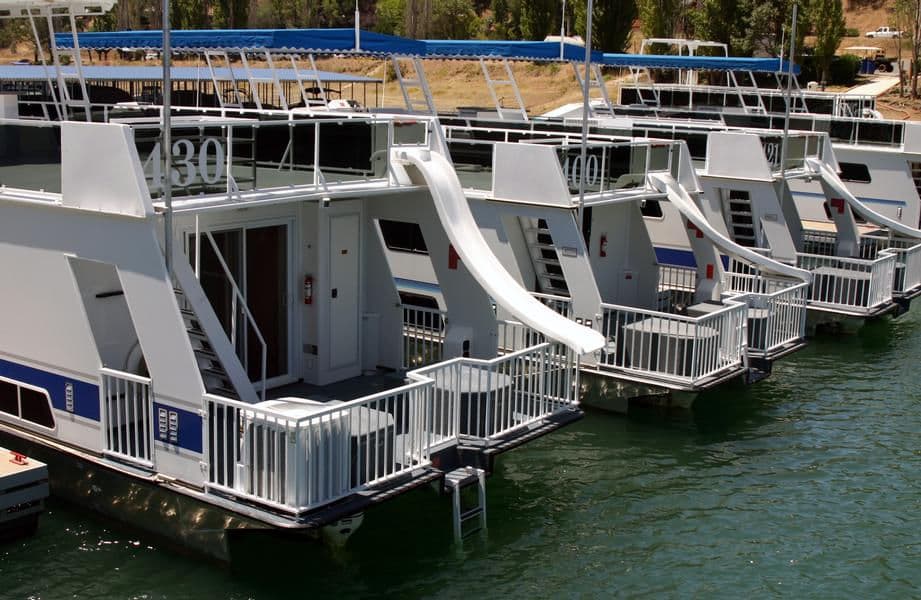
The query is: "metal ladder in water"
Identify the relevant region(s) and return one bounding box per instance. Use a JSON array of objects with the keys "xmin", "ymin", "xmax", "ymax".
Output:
[
  {"xmin": 522, "ymin": 217, "xmax": 570, "ymax": 295},
  {"xmin": 445, "ymin": 467, "xmax": 486, "ymax": 541}
]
